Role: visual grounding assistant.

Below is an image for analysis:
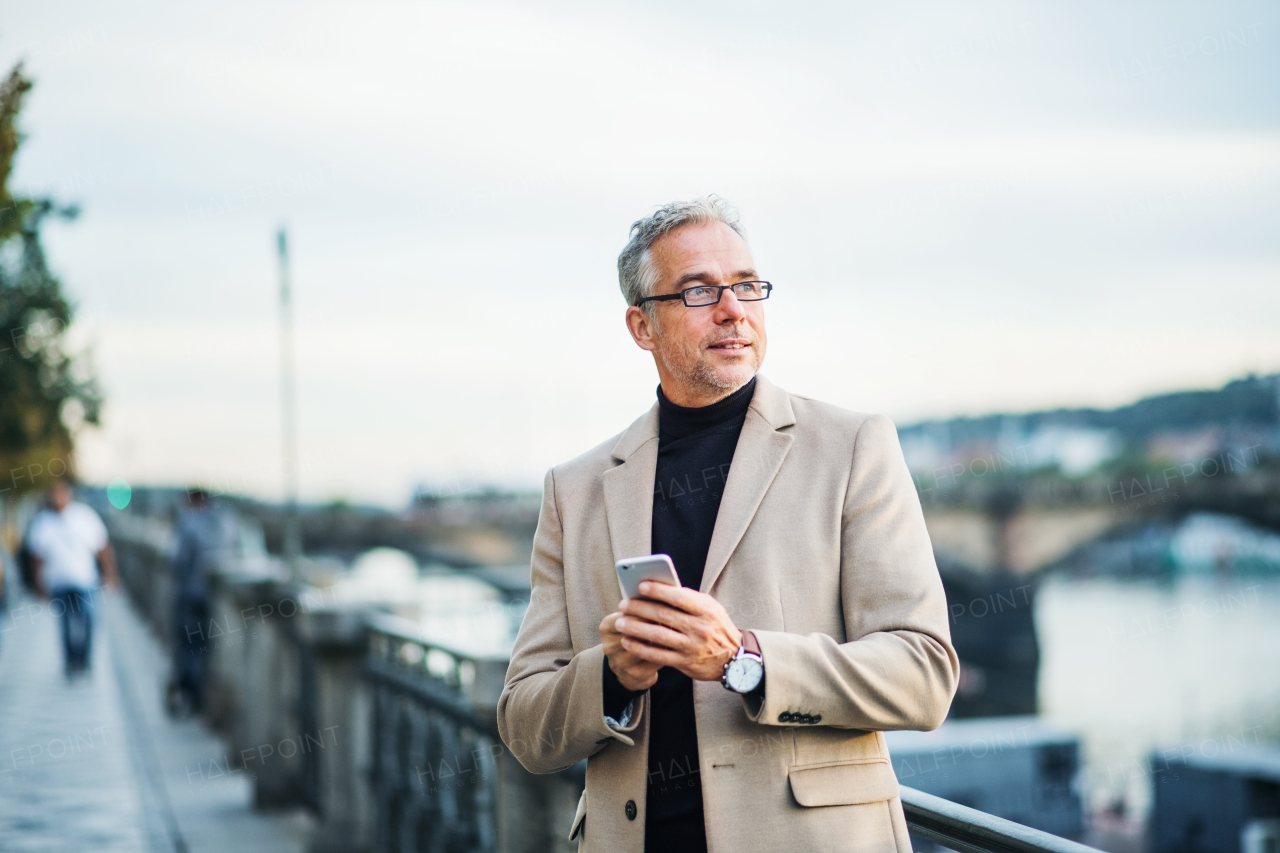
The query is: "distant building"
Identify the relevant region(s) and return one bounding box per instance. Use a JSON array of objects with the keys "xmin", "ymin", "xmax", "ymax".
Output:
[
  {"xmin": 896, "ymin": 372, "xmax": 1280, "ymax": 485},
  {"xmin": 1022, "ymin": 426, "xmax": 1120, "ymax": 476}
]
